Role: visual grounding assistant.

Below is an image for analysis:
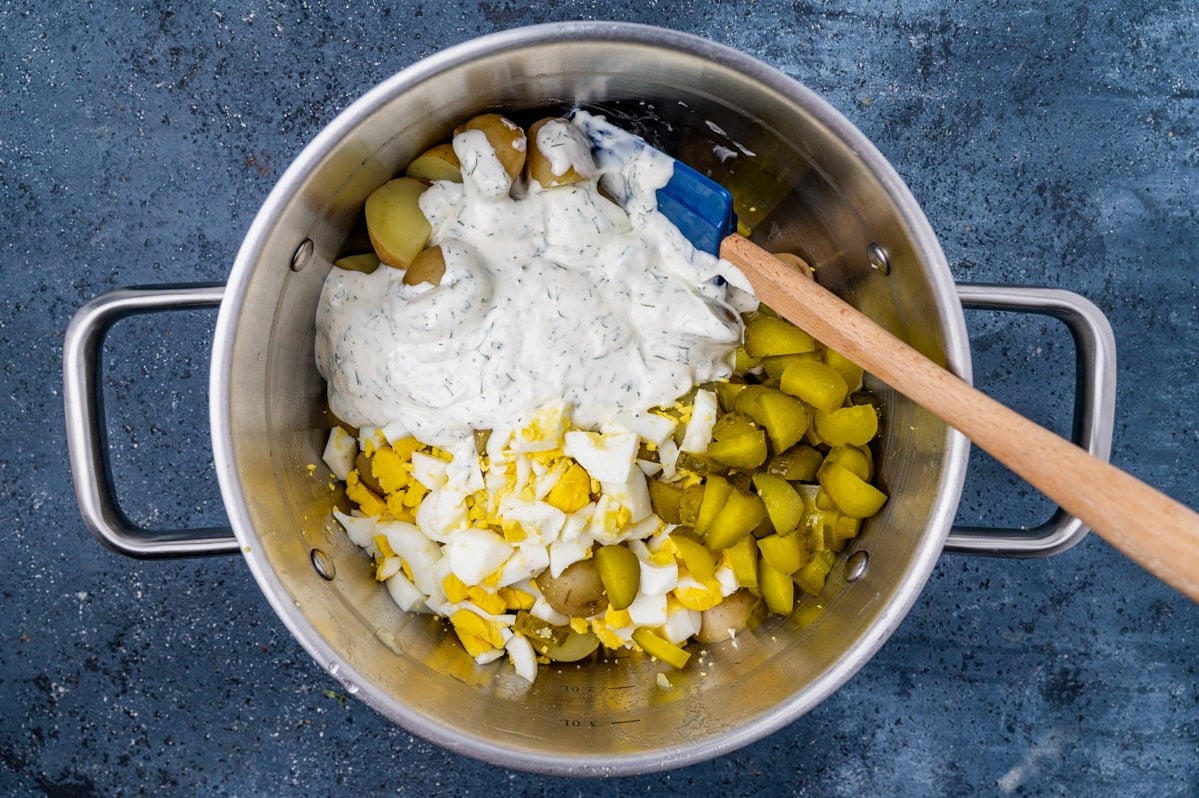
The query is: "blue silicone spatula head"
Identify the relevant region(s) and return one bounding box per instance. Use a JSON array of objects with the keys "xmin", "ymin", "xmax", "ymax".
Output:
[
  {"xmin": 654, "ymin": 159, "xmax": 737, "ymax": 258},
  {"xmin": 572, "ymin": 110, "xmax": 736, "ymax": 257}
]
